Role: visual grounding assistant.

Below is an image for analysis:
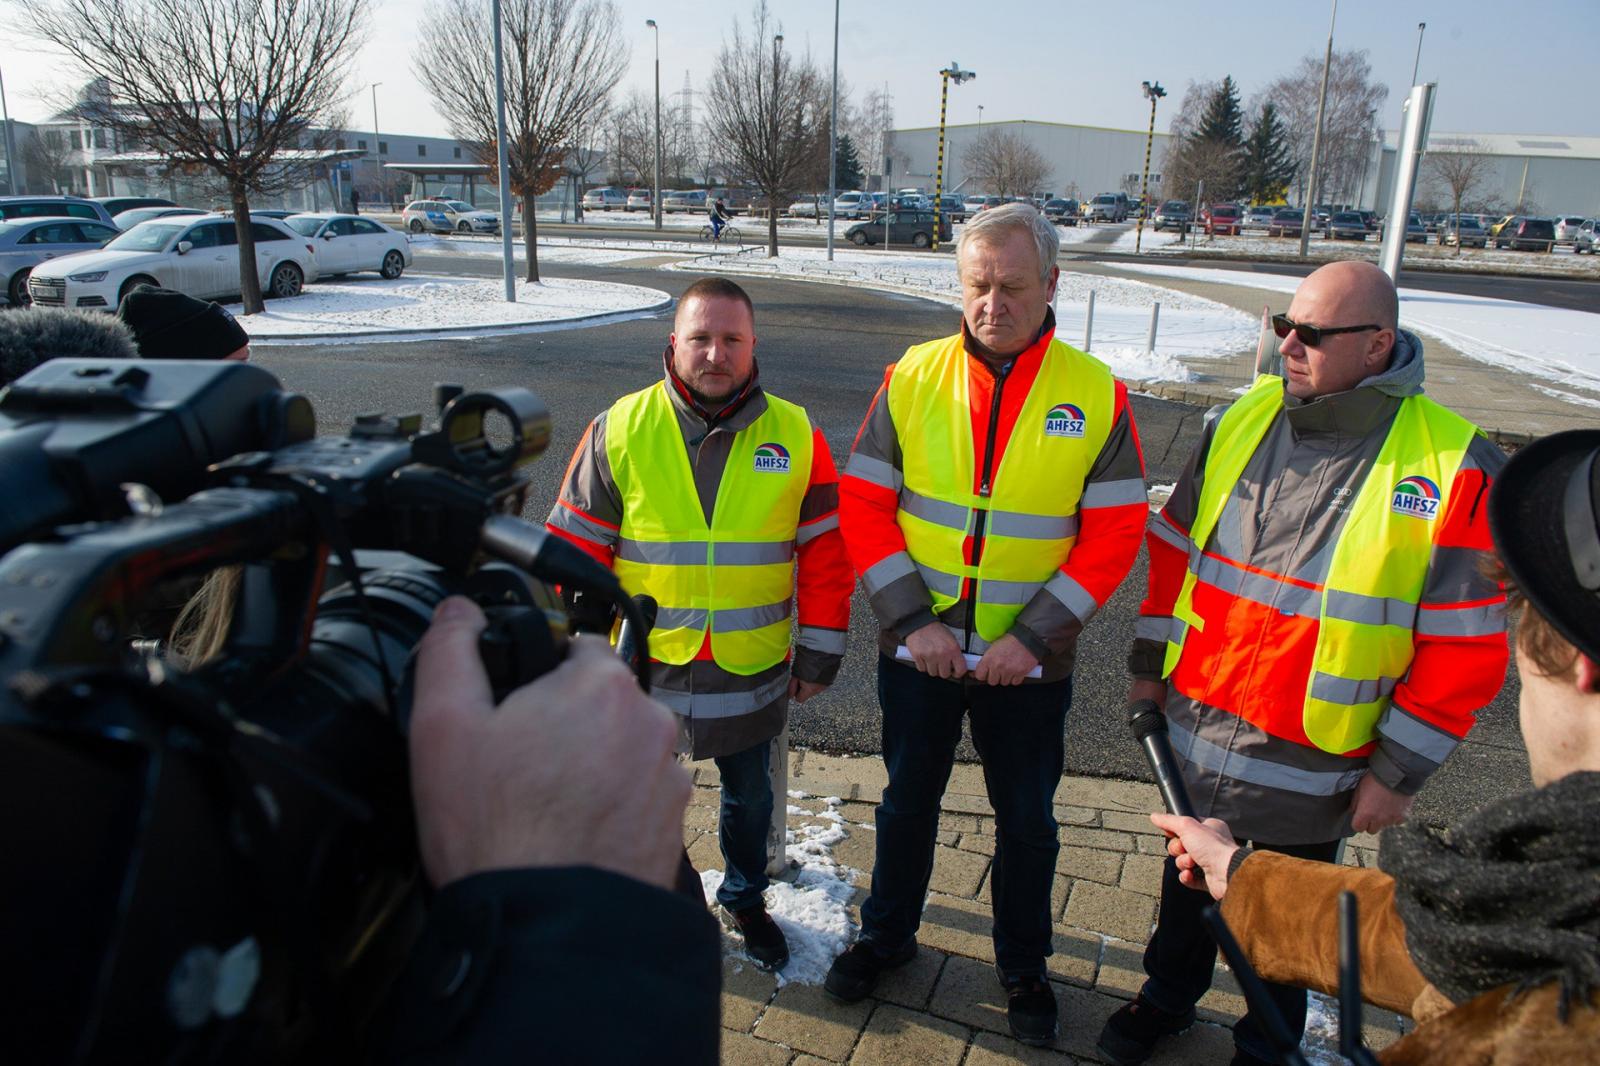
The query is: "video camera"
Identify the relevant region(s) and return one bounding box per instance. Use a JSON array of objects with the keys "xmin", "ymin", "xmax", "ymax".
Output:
[{"xmin": 0, "ymin": 359, "xmax": 647, "ymax": 1065}]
